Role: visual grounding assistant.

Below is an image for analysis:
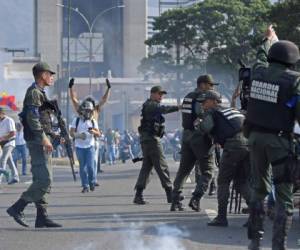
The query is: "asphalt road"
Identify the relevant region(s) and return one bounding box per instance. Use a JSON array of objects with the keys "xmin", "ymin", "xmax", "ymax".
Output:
[{"xmin": 0, "ymin": 158, "xmax": 299, "ymax": 250}]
